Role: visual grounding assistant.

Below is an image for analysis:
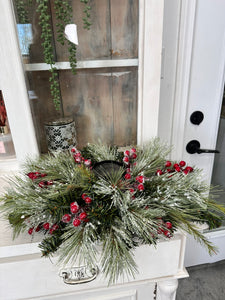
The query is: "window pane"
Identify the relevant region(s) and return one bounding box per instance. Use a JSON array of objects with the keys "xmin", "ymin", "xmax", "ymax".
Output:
[
  {"xmin": 14, "ymin": 0, "xmax": 138, "ymax": 63},
  {"xmin": 13, "ymin": 1, "xmax": 138, "ymax": 152},
  {"xmin": 28, "ymin": 67, "xmax": 137, "ymax": 152},
  {"xmin": 0, "ymin": 91, "xmax": 16, "ymax": 161}
]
